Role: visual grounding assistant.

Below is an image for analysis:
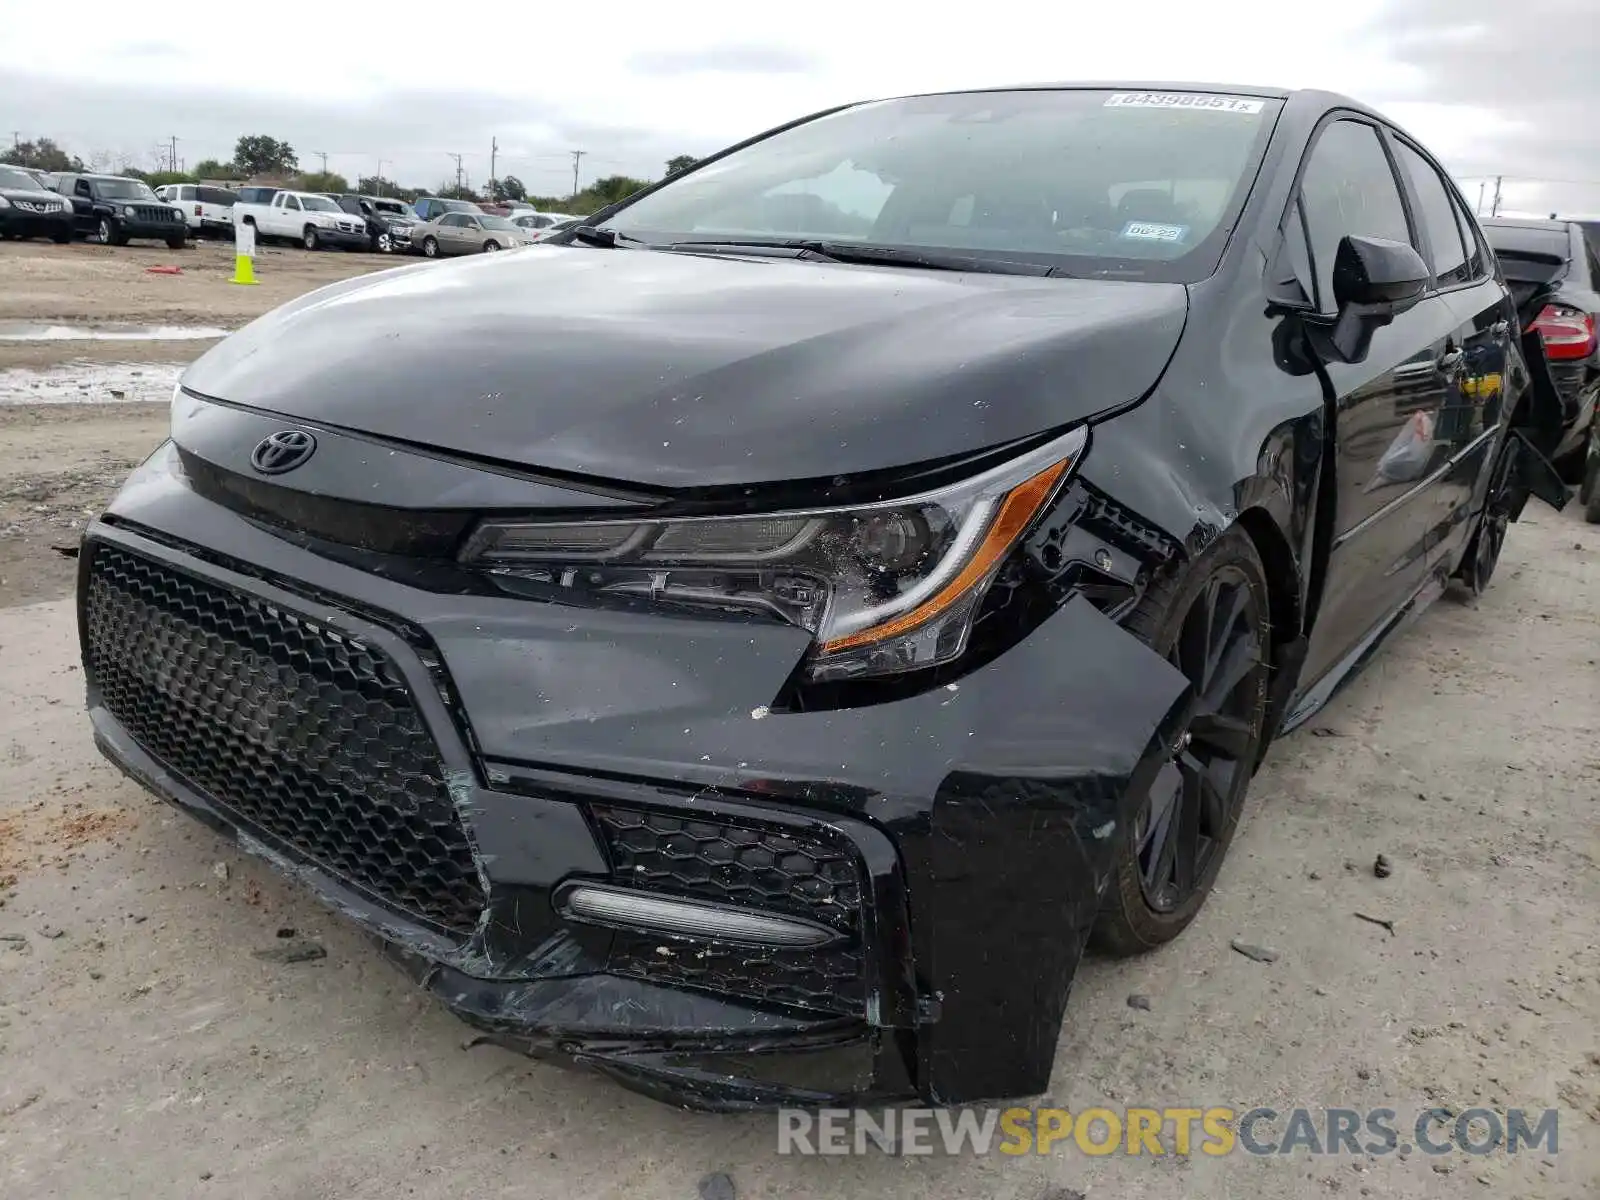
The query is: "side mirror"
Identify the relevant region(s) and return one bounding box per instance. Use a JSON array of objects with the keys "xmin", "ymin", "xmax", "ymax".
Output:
[{"xmin": 1325, "ymin": 235, "xmax": 1430, "ymax": 363}]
